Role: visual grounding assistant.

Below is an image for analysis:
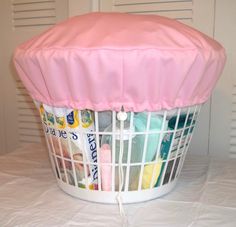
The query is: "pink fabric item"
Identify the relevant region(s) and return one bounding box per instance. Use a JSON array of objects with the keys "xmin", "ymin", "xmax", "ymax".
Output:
[
  {"xmin": 99, "ymin": 144, "xmax": 112, "ymax": 191},
  {"xmin": 14, "ymin": 12, "xmax": 226, "ymax": 112}
]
